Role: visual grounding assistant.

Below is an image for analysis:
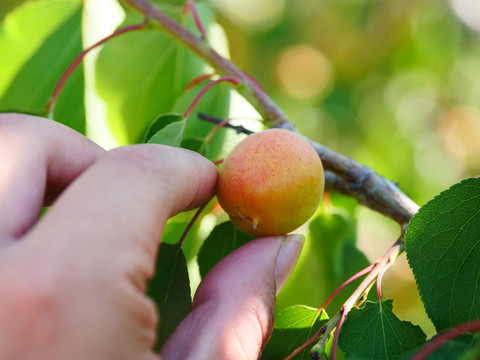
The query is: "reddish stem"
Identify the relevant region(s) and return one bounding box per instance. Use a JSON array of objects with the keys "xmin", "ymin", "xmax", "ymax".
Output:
[
  {"xmin": 318, "ymin": 264, "xmax": 374, "ymax": 312},
  {"xmin": 284, "ymin": 325, "xmax": 327, "ymax": 360},
  {"xmin": 204, "ymin": 118, "xmax": 232, "ymax": 144},
  {"xmin": 183, "ymin": 0, "xmax": 207, "ymax": 39},
  {"xmin": 331, "ymin": 308, "xmax": 348, "ymax": 360},
  {"xmin": 411, "ymin": 320, "xmax": 480, "ymax": 360},
  {"xmin": 376, "ymin": 260, "xmax": 393, "ymax": 300},
  {"xmin": 45, "ymin": 21, "xmax": 147, "ymax": 117},
  {"xmin": 185, "ymin": 73, "xmax": 215, "ymax": 89},
  {"xmin": 178, "ymin": 202, "xmax": 208, "ymax": 247},
  {"xmin": 183, "ymin": 76, "xmax": 240, "ymax": 118},
  {"xmin": 283, "ymin": 264, "xmax": 374, "ymax": 360},
  {"xmin": 213, "ymin": 159, "xmax": 224, "ymax": 166}
]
